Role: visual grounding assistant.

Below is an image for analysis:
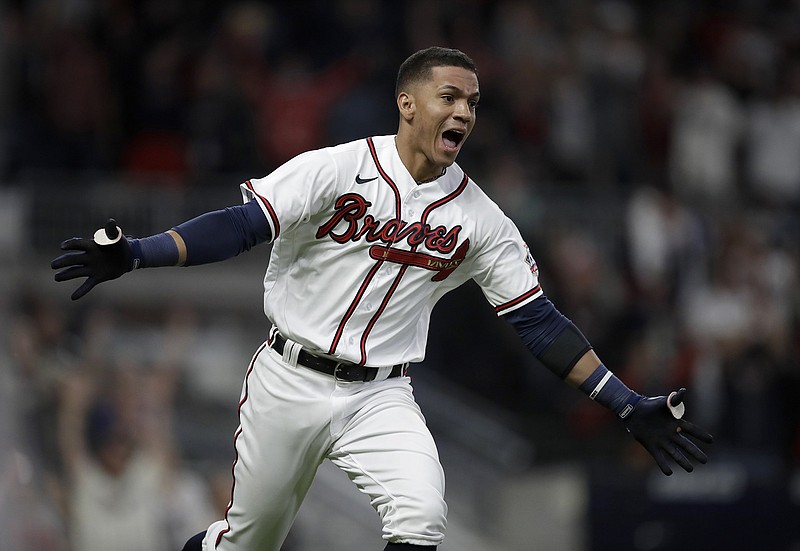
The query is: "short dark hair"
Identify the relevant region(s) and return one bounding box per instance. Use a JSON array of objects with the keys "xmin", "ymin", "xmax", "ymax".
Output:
[{"xmin": 395, "ymin": 47, "xmax": 478, "ymax": 97}]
